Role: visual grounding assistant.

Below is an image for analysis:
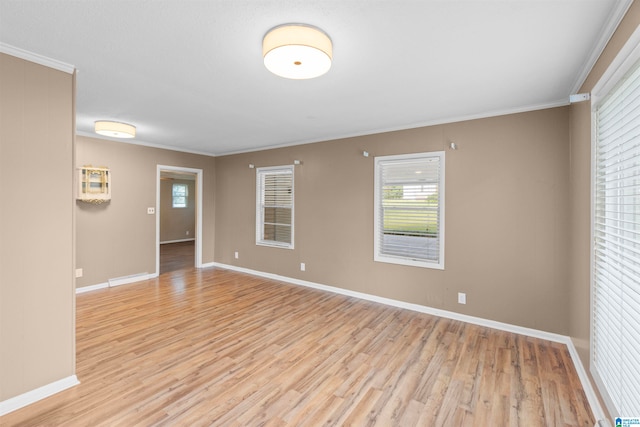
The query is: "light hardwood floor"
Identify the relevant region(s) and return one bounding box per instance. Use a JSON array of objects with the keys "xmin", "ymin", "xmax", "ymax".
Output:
[
  {"xmin": 1, "ymin": 246, "xmax": 594, "ymax": 426},
  {"xmin": 159, "ymin": 241, "xmax": 195, "ymax": 274}
]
